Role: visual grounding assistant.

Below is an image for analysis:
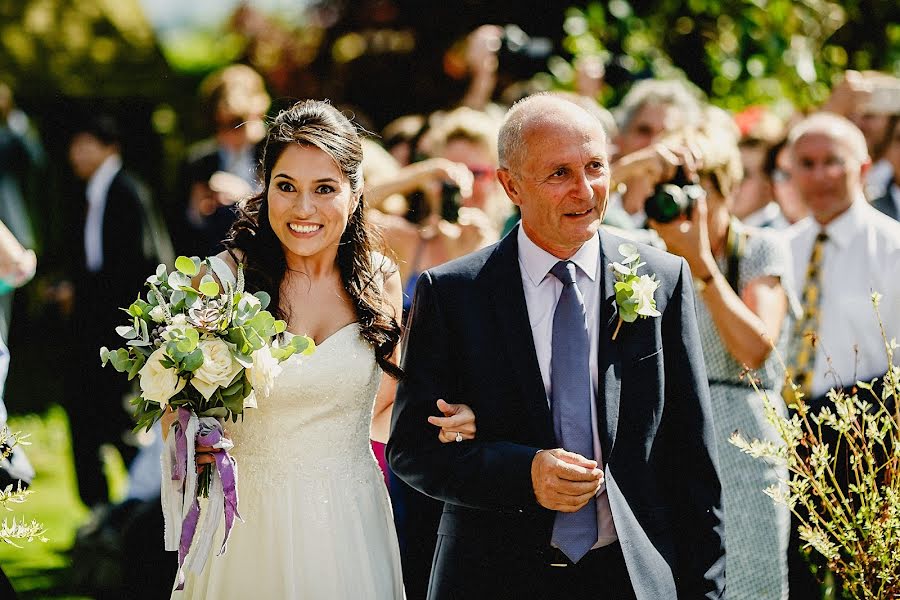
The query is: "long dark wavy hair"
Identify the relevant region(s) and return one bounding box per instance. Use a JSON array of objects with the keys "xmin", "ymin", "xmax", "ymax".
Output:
[{"xmin": 224, "ymin": 99, "xmax": 402, "ymax": 378}]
